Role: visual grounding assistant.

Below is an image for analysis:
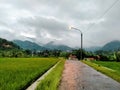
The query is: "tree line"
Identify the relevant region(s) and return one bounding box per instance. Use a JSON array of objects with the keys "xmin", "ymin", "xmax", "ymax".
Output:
[{"xmin": 0, "ymin": 48, "xmax": 120, "ymax": 62}]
